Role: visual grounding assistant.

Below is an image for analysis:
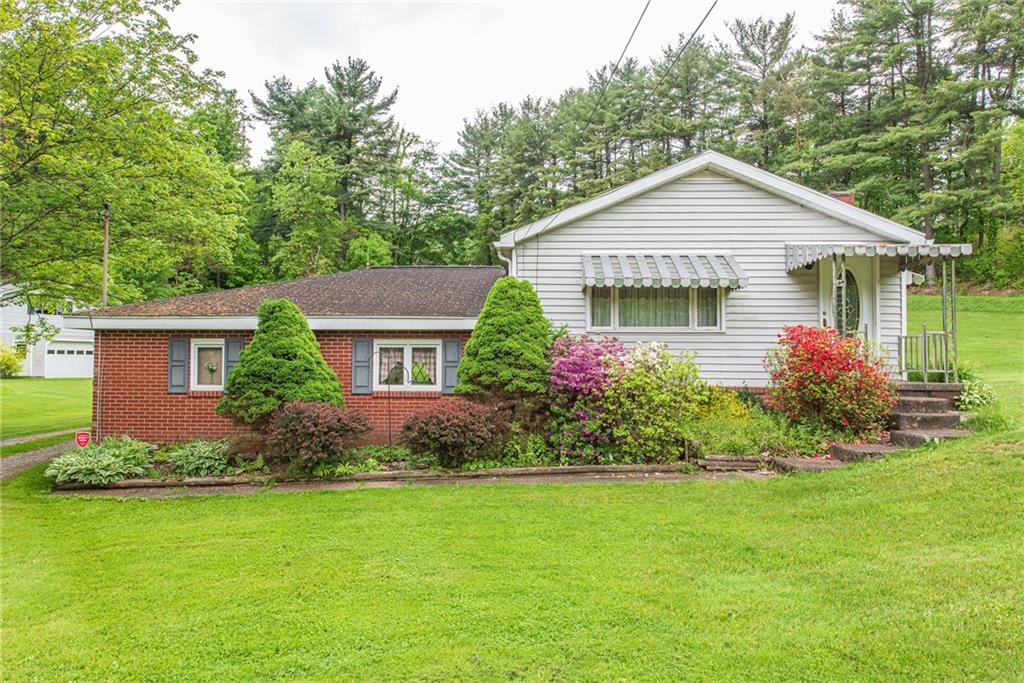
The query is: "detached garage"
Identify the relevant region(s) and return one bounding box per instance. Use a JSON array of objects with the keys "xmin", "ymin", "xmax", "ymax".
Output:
[{"xmin": 44, "ymin": 341, "xmax": 94, "ymax": 378}]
